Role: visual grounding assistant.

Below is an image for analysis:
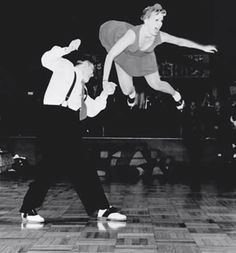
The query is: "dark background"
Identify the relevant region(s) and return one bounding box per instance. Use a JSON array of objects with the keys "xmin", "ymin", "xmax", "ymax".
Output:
[{"xmin": 0, "ymin": 0, "xmax": 235, "ymax": 136}]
